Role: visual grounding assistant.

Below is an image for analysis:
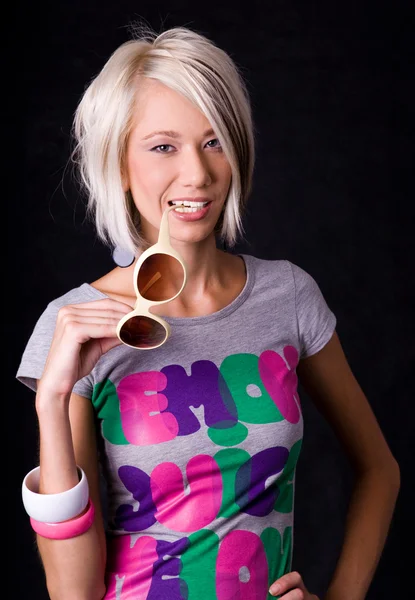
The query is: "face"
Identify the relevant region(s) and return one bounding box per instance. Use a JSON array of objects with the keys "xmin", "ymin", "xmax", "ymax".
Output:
[{"xmin": 124, "ymin": 79, "xmax": 233, "ymax": 245}]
